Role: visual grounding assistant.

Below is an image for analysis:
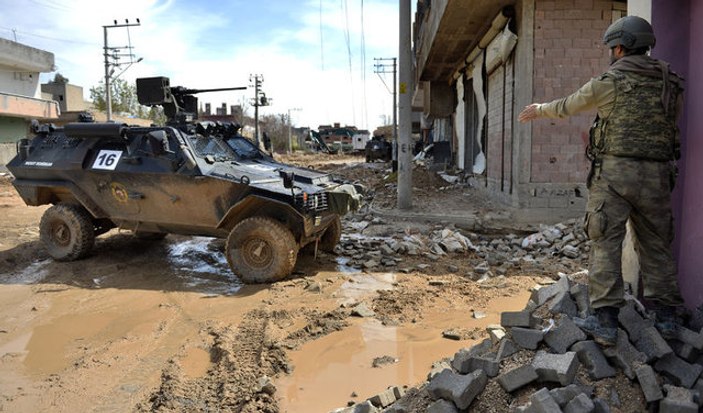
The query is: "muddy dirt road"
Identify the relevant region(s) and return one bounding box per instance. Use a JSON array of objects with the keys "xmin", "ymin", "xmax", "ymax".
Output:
[{"xmin": 0, "ymin": 156, "xmax": 582, "ymax": 412}]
